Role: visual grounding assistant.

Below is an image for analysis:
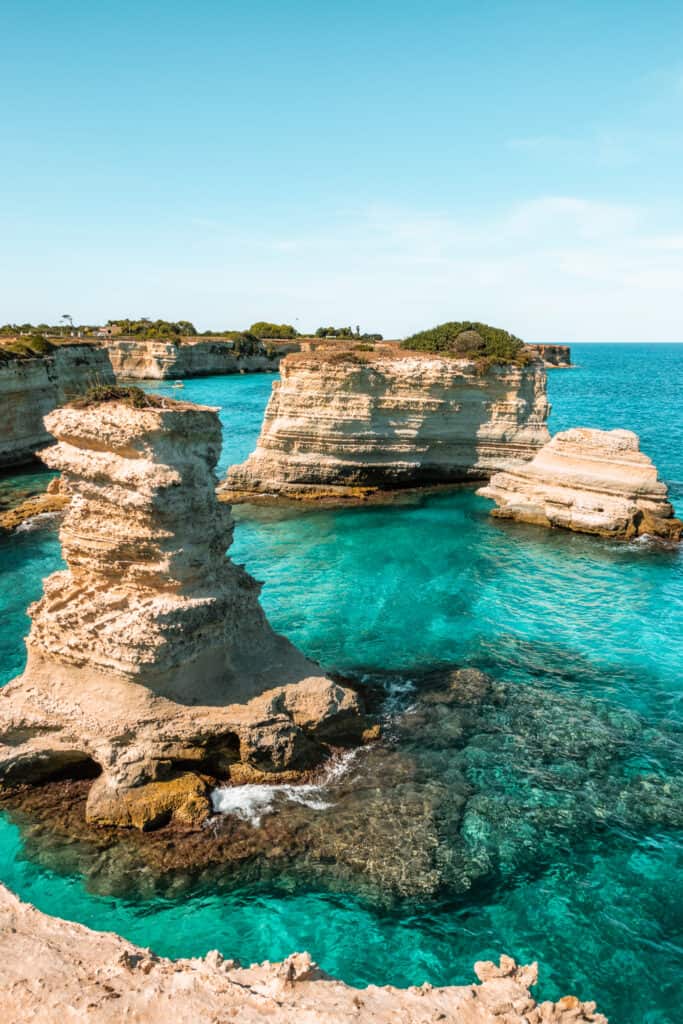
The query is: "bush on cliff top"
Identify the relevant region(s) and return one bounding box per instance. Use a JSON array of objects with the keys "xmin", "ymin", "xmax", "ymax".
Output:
[
  {"xmin": 70, "ymin": 385, "xmax": 170, "ymax": 409},
  {"xmin": 249, "ymin": 321, "xmax": 298, "ymax": 339},
  {"xmin": 401, "ymin": 321, "xmax": 526, "ymax": 364},
  {"xmin": 0, "ymin": 334, "xmax": 56, "ymax": 363}
]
